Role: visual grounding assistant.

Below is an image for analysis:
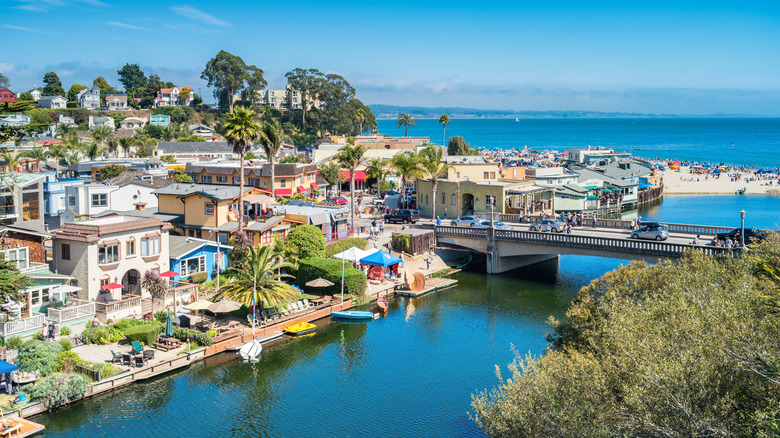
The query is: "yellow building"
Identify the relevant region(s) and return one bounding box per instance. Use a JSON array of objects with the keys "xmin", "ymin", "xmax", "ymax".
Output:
[
  {"xmin": 185, "ymin": 162, "xmax": 323, "ymax": 197},
  {"xmin": 444, "ymin": 156, "xmax": 502, "ymax": 182}
]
